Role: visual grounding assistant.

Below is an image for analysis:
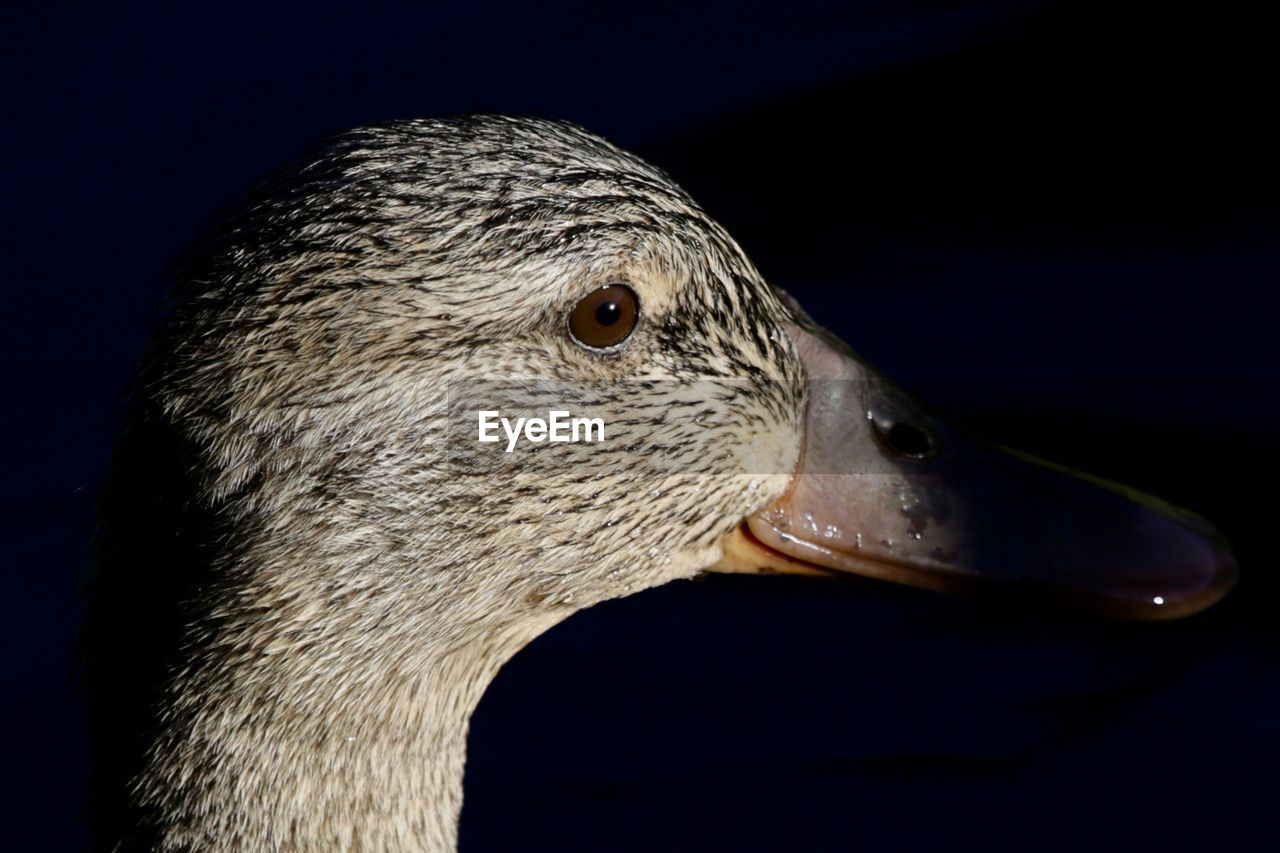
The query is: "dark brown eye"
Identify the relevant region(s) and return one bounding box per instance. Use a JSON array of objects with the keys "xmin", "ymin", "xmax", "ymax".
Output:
[{"xmin": 568, "ymin": 284, "xmax": 639, "ymax": 350}]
